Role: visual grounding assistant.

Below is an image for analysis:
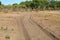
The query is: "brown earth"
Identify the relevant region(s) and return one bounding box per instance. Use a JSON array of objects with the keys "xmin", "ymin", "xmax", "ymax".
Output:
[{"xmin": 0, "ymin": 11, "xmax": 60, "ymax": 40}]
